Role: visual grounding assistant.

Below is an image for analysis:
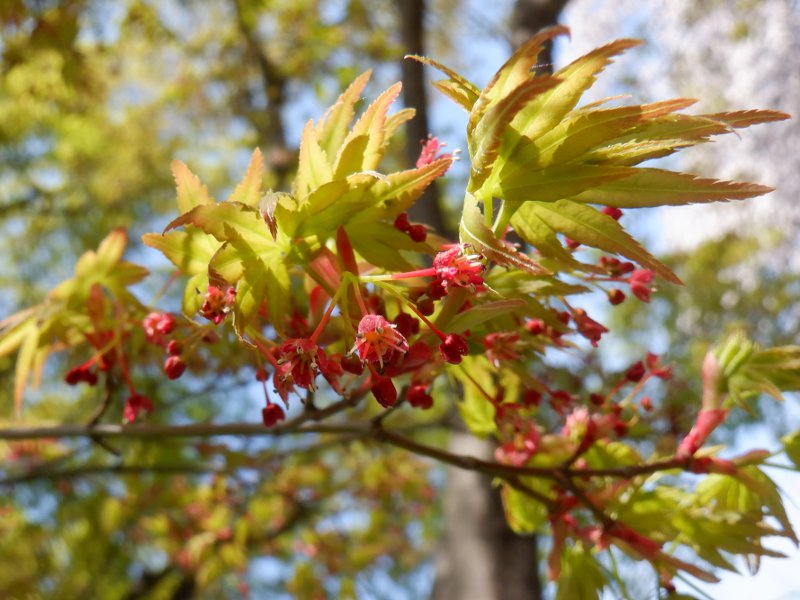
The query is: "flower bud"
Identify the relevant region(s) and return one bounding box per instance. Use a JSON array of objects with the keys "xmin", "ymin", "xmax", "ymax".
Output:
[
  {"xmin": 408, "ymin": 224, "xmax": 427, "ymax": 243},
  {"xmin": 164, "ymin": 356, "xmax": 186, "ymax": 380}
]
